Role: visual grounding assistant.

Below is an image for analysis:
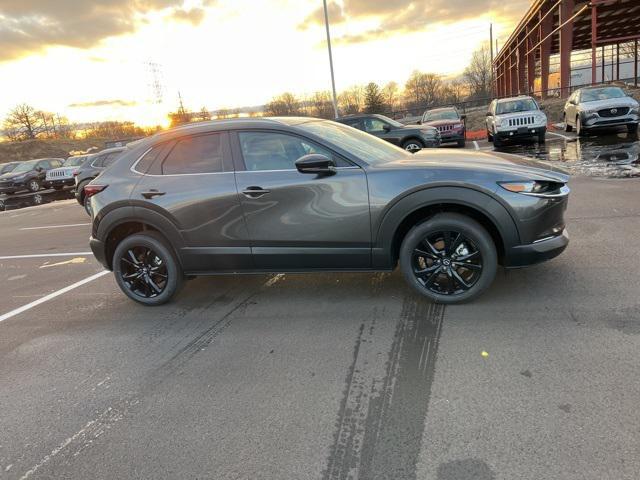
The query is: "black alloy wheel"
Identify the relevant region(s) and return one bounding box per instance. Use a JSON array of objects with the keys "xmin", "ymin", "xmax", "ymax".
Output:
[
  {"xmin": 412, "ymin": 230, "xmax": 483, "ymax": 296},
  {"xmin": 400, "ymin": 213, "xmax": 497, "ymax": 303},
  {"xmin": 113, "ymin": 232, "xmax": 184, "ymax": 305}
]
